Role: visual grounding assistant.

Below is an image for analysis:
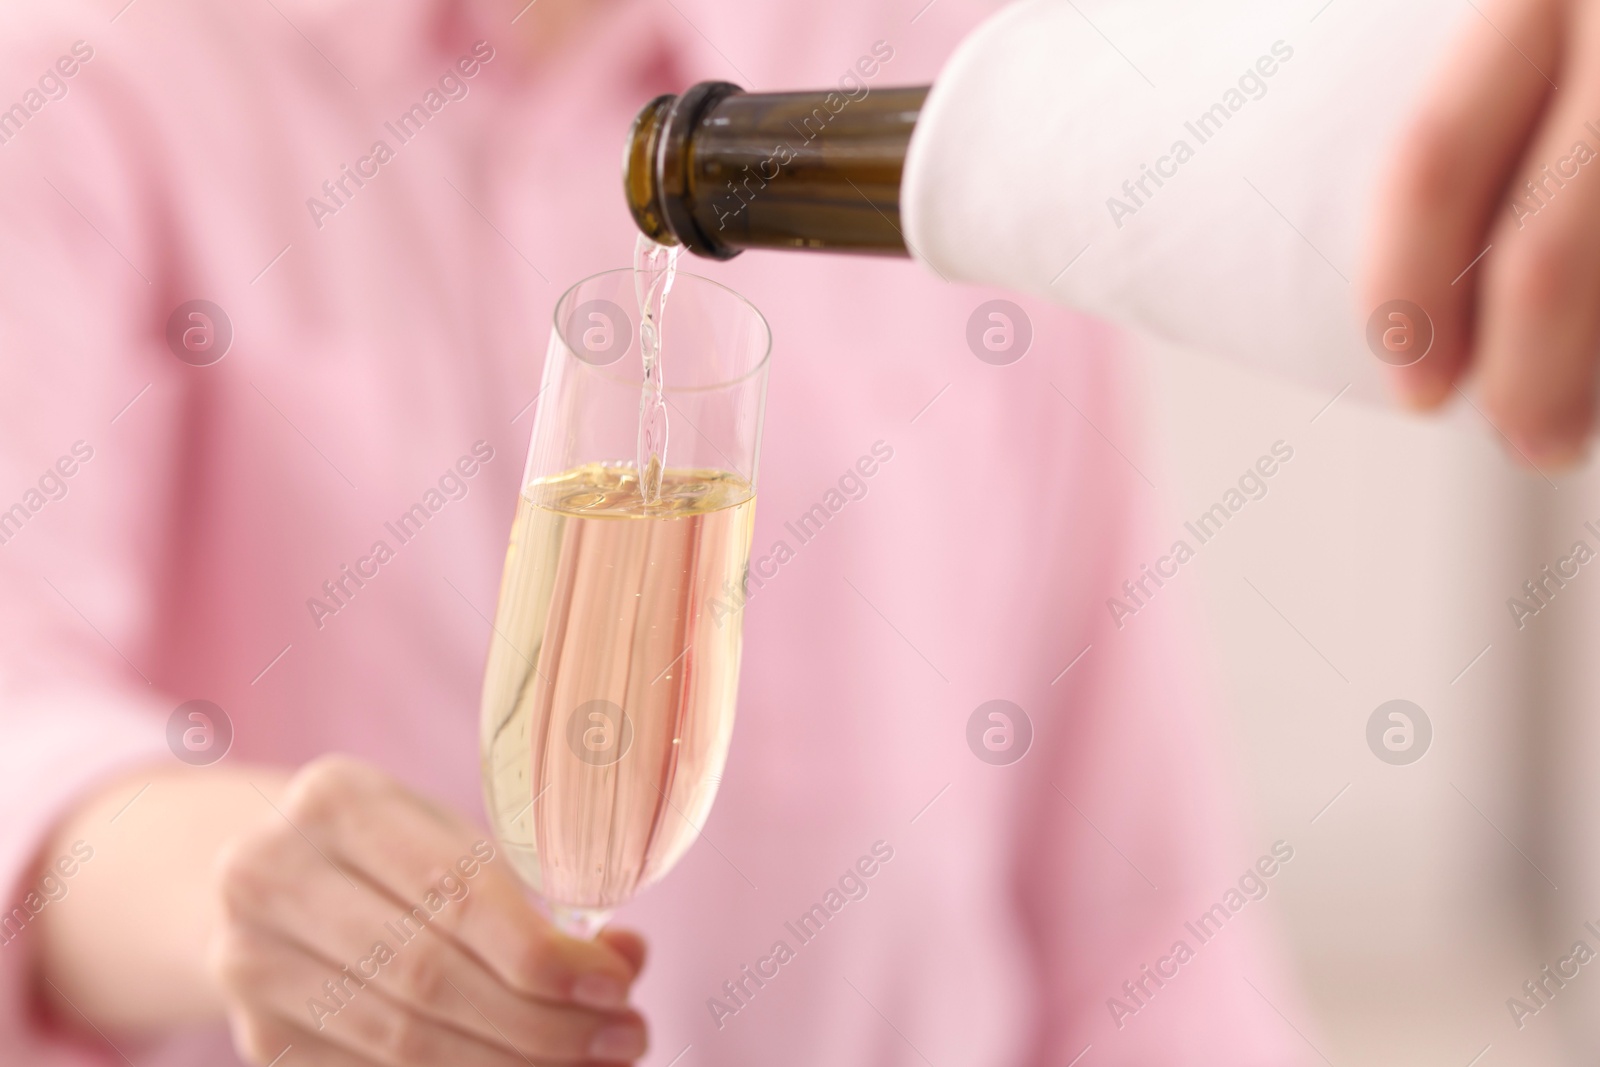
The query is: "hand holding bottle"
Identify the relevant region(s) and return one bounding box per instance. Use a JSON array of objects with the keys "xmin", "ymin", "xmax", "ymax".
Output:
[
  {"xmin": 625, "ymin": 1, "xmax": 1600, "ymax": 472},
  {"xmin": 1365, "ymin": 0, "xmax": 1600, "ymax": 468}
]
